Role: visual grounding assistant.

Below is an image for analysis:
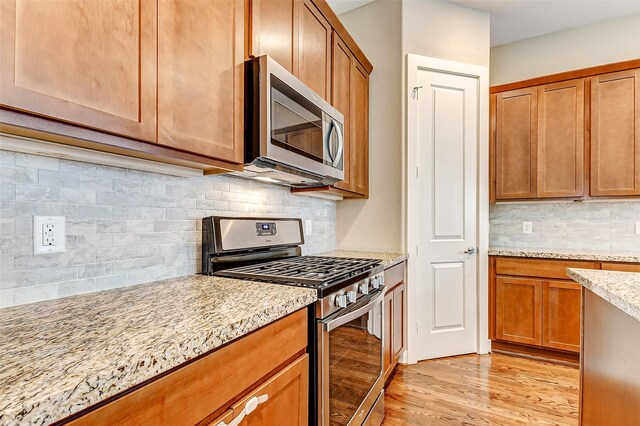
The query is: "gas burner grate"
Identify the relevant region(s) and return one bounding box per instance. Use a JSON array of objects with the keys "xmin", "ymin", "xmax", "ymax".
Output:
[{"xmin": 215, "ymin": 256, "xmax": 382, "ymax": 287}]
